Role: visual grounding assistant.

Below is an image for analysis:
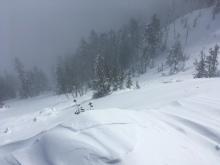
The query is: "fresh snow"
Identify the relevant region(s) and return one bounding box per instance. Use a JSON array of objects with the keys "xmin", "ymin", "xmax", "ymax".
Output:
[
  {"xmin": 0, "ymin": 7, "xmax": 220, "ymax": 165},
  {"xmin": 0, "ymin": 77, "xmax": 220, "ymax": 165}
]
